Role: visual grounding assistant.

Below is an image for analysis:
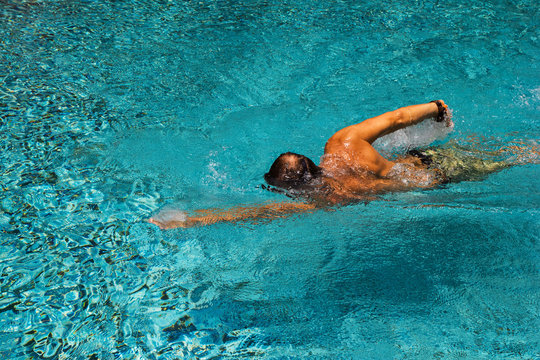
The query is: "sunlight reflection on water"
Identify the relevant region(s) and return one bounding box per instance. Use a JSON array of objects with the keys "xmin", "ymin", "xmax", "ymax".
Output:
[{"xmin": 0, "ymin": 0, "xmax": 538, "ymax": 358}]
